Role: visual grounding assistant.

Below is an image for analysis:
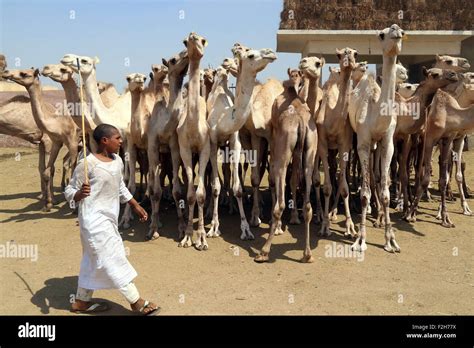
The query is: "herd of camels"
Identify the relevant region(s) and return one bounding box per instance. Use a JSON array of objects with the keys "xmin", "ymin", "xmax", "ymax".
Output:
[{"xmin": 1, "ymin": 24, "xmax": 473, "ymax": 262}]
